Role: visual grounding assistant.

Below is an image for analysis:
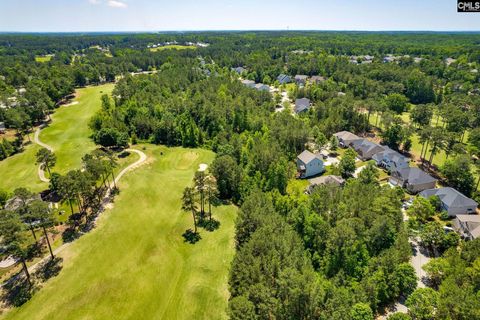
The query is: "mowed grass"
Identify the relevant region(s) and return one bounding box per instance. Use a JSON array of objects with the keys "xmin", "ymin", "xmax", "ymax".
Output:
[
  {"xmin": 0, "ymin": 84, "xmax": 114, "ymax": 192},
  {"xmin": 40, "ymin": 83, "xmax": 114, "ymax": 174},
  {"xmin": 3, "ymin": 145, "xmax": 237, "ymax": 320},
  {"xmin": 150, "ymin": 45, "xmax": 196, "ymax": 52},
  {"xmin": 35, "ymin": 55, "xmax": 53, "ymax": 63}
]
